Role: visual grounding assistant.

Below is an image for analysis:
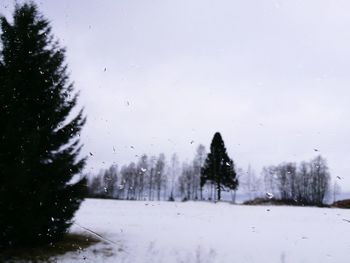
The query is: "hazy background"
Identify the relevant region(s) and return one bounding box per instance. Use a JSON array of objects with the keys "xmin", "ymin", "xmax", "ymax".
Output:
[{"xmin": 2, "ymin": 0, "xmax": 350, "ymax": 190}]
